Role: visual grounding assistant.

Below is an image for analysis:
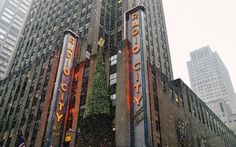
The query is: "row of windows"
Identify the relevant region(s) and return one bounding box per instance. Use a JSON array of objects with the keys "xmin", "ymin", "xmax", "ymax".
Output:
[
  {"xmin": 0, "ymin": 59, "xmax": 51, "ymax": 146},
  {"xmin": 190, "ymin": 49, "xmax": 211, "ymax": 61},
  {"xmin": 142, "ymin": 0, "xmax": 172, "ymax": 79},
  {"xmin": 80, "ymin": 0, "xmax": 92, "ymax": 37},
  {"xmin": 107, "ymin": 0, "xmax": 126, "ymax": 108},
  {"xmin": 11, "ymin": 0, "xmax": 81, "ymax": 73}
]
